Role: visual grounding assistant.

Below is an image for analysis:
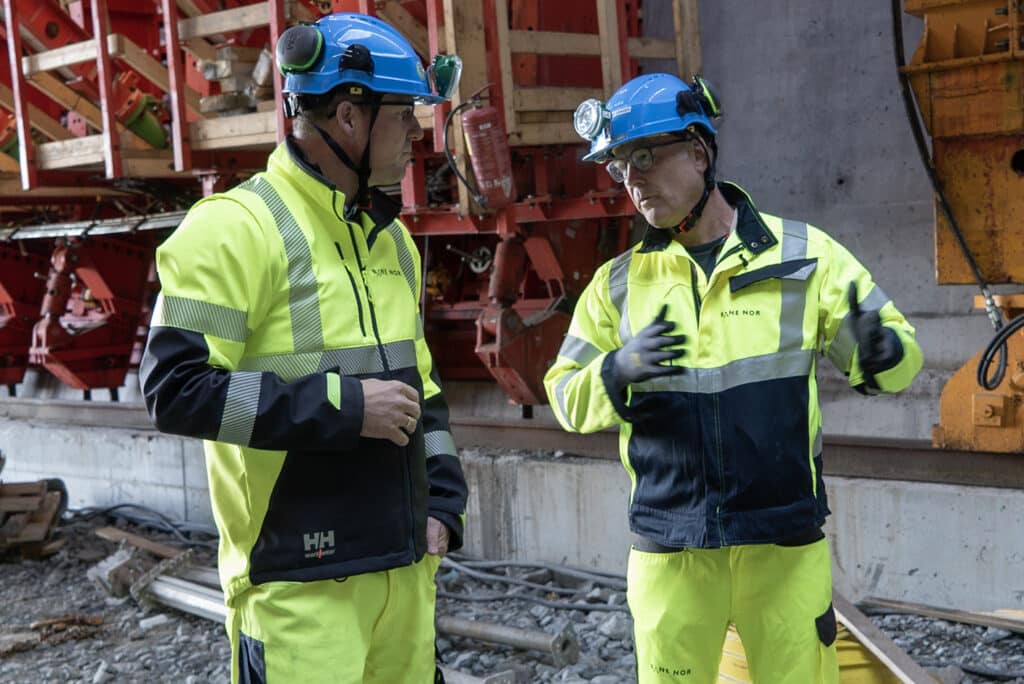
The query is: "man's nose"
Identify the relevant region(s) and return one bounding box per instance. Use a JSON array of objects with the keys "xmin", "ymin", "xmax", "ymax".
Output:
[{"xmin": 409, "ymin": 113, "xmax": 424, "ymax": 142}]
